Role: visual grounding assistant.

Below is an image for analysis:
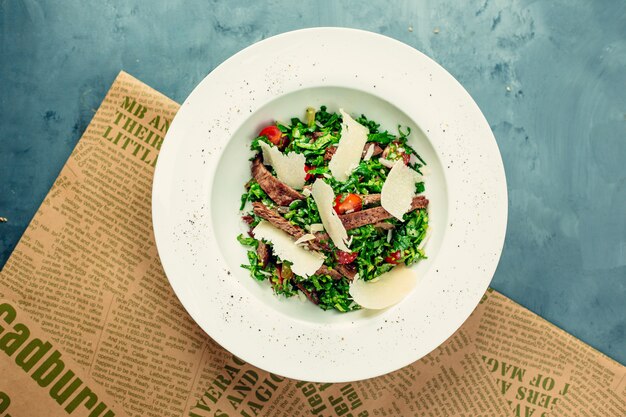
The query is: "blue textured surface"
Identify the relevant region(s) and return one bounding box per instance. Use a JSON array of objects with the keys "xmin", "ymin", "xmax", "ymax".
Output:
[{"xmin": 1, "ymin": 1, "xmax": 624, "ymax": 364}]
